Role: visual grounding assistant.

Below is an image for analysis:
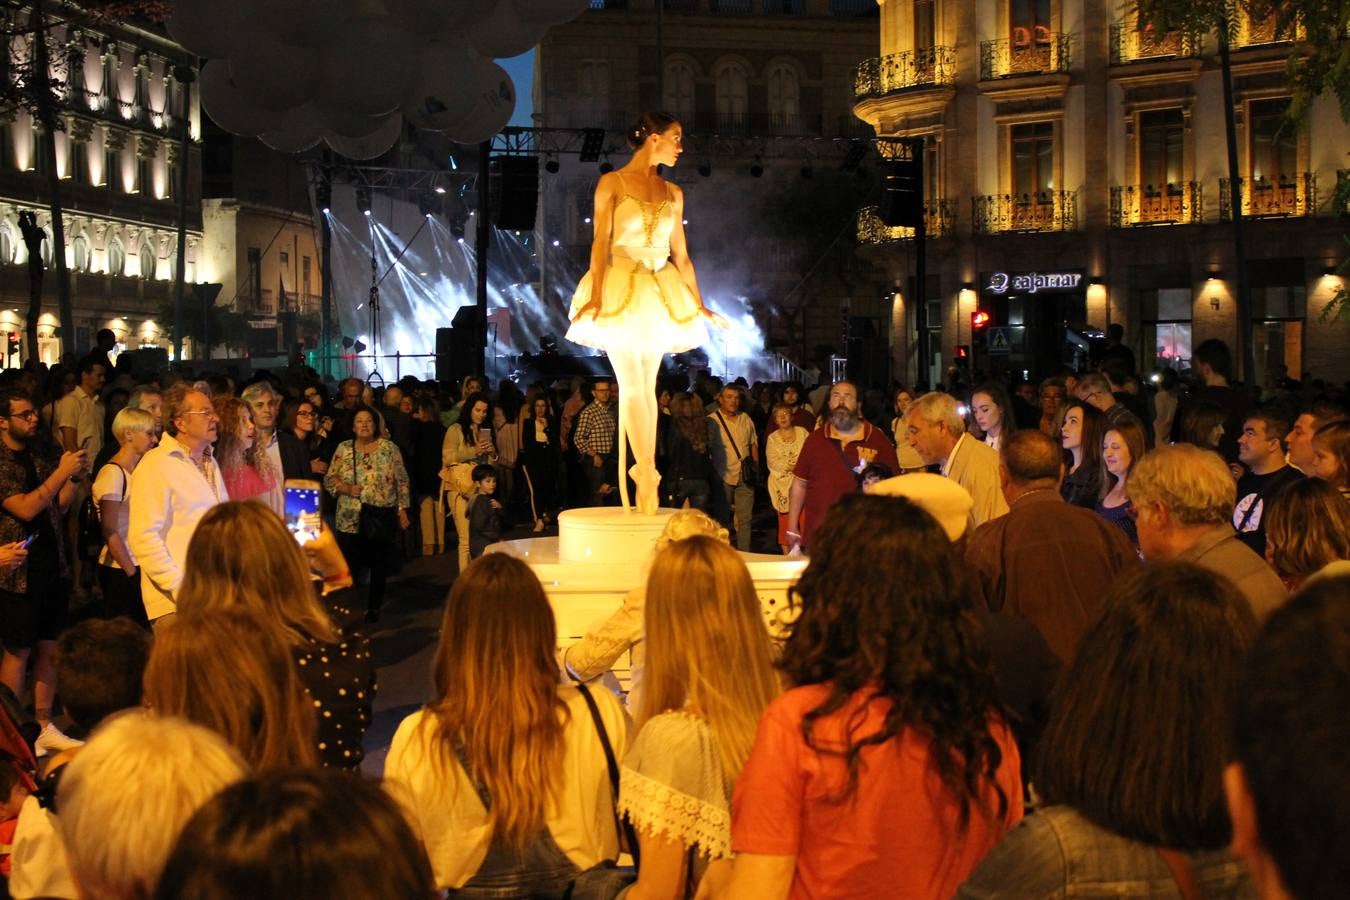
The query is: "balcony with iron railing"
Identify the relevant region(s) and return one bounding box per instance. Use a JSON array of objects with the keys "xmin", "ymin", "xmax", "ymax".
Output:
[
  {"xmin": 1110, "ymin": 182, "xmax": 1202, "ymax": 227},
  {"xmin": 980, "ymin": 32, "xmax": 1071, "ymax": 80},
  {"xmin": 1235, "ymin": 12, "xmax": 1303, "ymax": 48},
  {"xmin": 1108, "ymin": 22, "xmax": 1200, "ymax": 64},
  {"xmin": 972, "ymin": 191, "xmax": 1077, "ymax": 233},
  {"xmin": 856, "ymin": 200, "xmax": 955, "ymax": 243},
  {"xmin": 237, "ymin": 290, "xmax": 275, "ymax": 316},
  {"xmin": 854, "ymin": 47, "xmax": 956, "ymax": 99},
  {"xmin": 1220, "ymin": 174, "xmax": 1316, "ymax": 219}
]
